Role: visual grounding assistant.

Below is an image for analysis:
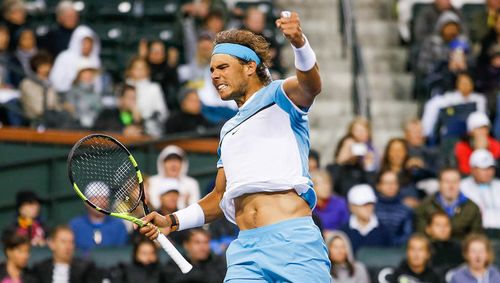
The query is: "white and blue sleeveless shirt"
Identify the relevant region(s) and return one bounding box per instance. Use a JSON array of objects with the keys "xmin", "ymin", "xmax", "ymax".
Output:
[{"xmin": 217, "ymin": 80, "xmax": 316, "ymax": 224}]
